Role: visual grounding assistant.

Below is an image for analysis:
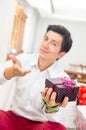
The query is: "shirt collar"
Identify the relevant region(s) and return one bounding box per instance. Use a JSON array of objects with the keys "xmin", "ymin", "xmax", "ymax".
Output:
[
  {"xmin": 47, "ymin": 61, "xmax": 57, "ymax": 72},
  {"xmin": 28, "ymin": 53, "xmax": 39, "ymax": 66},
  {"xmin": 29, "ymin": 53, "xmax": 57, "ymax": 73}
]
